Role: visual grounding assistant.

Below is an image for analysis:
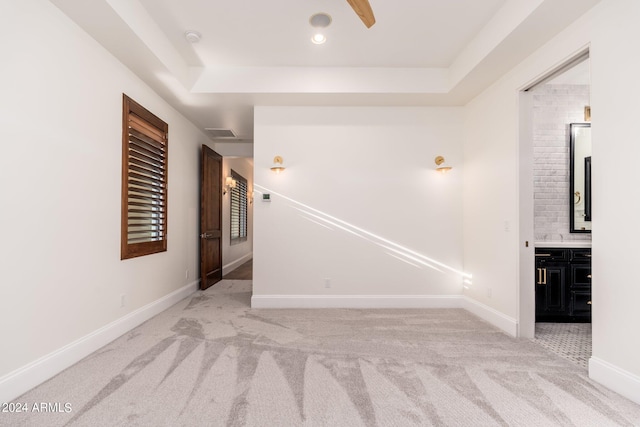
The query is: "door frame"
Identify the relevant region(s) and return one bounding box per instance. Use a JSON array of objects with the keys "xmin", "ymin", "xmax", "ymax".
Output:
[{"xmin": 517, "ymin": 48, "xmax": 591, "ymax": 338}]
